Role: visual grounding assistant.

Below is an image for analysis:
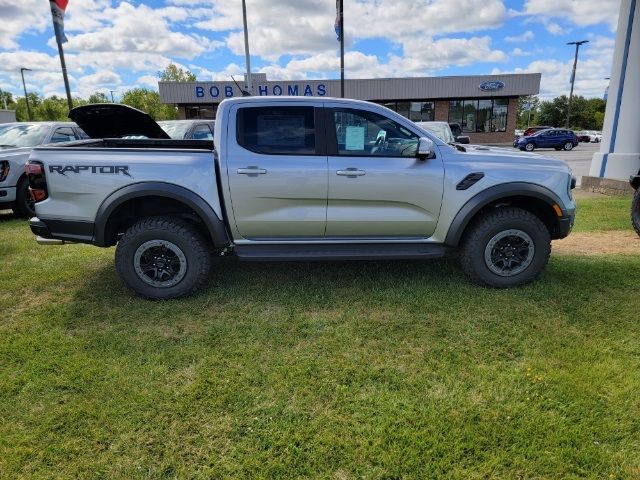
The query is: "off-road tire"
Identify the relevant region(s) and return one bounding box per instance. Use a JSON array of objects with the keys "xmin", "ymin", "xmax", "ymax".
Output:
[
  {"xmin": 14, "ymin": 176, "xmax": 35, "ymax": 218},
  {"xmin": 460, "ymin": 207, "xmax": 551, "ymax": 288},
  {"xmin": 115, "ymin": 216, "xmax": 211, "ymax": 299},
  {"xmin": 632, "ymin": 188, "xmax": 640, "ymax": 237}
]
